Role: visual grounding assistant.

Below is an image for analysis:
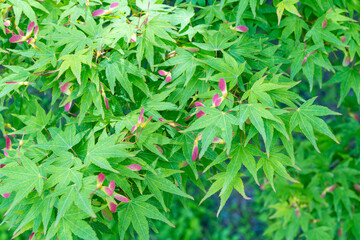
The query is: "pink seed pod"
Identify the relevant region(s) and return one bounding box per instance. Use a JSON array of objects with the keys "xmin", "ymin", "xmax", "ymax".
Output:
[
  {"xmin": 327, "ymin": 185, "xmax": 336, "ymax": 192},
  {"xmin": 354, "ymin": 184, "xmax": 360, "ymax": 192},
  {"xmin": 322, "ymin": 19, "xmax": 327, "ymax": 28},
  {"xmin": 158, "ymin": 70, "xmax": 167, "ymax": 76},
  {"xmin": 213, "ymin": 137, "xmax": 225, "ymax": 144},
  {"xmin": 3, "ymin": 20, "xmax": 10, "ymax": 27},
  {"xmin": 212, "ymin": 94, "xmax": 222, "ymax": 107},
  {"xmin": 130, "ymin": 33, "xmax": 137, "ymax": 42},
  {"xmin": 64, "ymin": 102, "xmax": 72, "ymax": 112},
  {"xmin": 196, "ymin": 110, "xmax": 205, "ymax": 118},
  {"xmin": 92, "ymin": 9, "xmax": 106, "ymax": 17},
  {"xmin": 195, "ymin": 102, "xmax": 205, "ymax": 107},
  {"xmin": 29, "ymin": 232, "xmax": 35, "ymax": 240},
  {"xmin": 165, "ymin": 72, "xmax": 172, "ymax": 82},
  {"xmin": 219, "ymin": 78, "xmax": 227, "ymax": 97},
  {"xmin": 1, "ymin": 193, "xmax": 10, "ymax": 198},
  {"xmin": 155, "ymin": 145, "xmax": 163, "ymax": 154},
  {"xmin": 108, "ymin": 201, "xmax": 117, "ymax": 213},
  {"xmin": 110, "ymin": 2, "xmax": 119, "ymax": 9},
  {"xmin": 191, "ymin": 145, "xmax": 199, "ymax": 161},
  {"xmin": 114, "ymin": 193, "xmax": 129, "ymax": 202},
  {"xmin": 126, "ymin": 164, "xmax": 142, "ymax": 171},
  {"xmin": 104, "ymin": 180, "xmax": 115, "ymax": 196},
  {"xmin": 295, "ymin": 208, "xmax": 301, "ymax": 218},
  {"xmin": 233, "ymin": 25, "xmax": 248, "ymax": 33},
  {"xmin": 59, "ymin": 82, "xmax": 72, "ymax": 95},
  {"xmin": 97, "ymin": 173, "xmax": 105, "ymax": 186},
  {"xmin": 342, "ymin": 56, "xmax": 351, "ymax": 67},
  {"xmin": 26, "ymin": 22, "xmax": 35, "ymax": 37},
  {"xmin": 340, "ymin": 36, "xmax": 346, "ymax": 43},
  {"xmin": 9, "ymin": 35, "xmax": 25, "ymax": 43}
]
